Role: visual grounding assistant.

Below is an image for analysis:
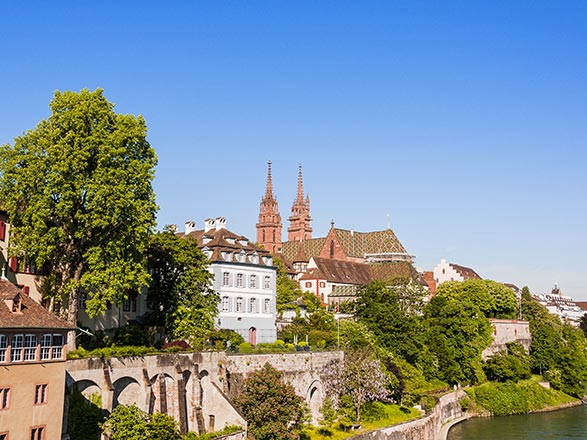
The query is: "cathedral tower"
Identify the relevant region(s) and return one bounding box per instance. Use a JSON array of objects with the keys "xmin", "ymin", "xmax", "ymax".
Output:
[
  {"xmin": 287, "ymin": 164, "xmax": 312, "ymax": 241},
  {"xmin": 256, "ymin": 161, "xmax": 283, "ymax": 253}
]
